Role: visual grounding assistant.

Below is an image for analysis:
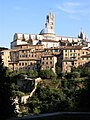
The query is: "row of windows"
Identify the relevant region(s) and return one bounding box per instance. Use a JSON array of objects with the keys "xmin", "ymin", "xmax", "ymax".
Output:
[
  {"xmin": 45, "ymin": 49, "xmax": 60, "ymax": 52},
  {"xmin": 20, "ymin": 50, "xmax": 31, "ymax": 53},
  {"xmin": 65, "ymin": 50, "xmax": 75, "ymax": 52},
  {"xmin": 42, "ymin": 57, "xmax": 52, "ymax": 60},
  {"xmin": 19, "ymin": 54, "xmax": 37, "ymax": 58},
  {"xmin": 19, "ymin": 62, "xmax": 34, "ymax": 66},
  {"xmin": 65, "ymin": 53, "xmax": 79, "ymax": 56},
  {"xmin": 82, "ymin": 58, "xmax": 89, "ymax": 60},
  {"xmin": 65, "ymin": 50, "xmax": 88, "ymax": 54},
  {"xmin": 65, "ymin": 57, "xmax": 89, "ymax": 60},
  {"xmin": 65, "ymin": 52, "xmax": 88, "ymax": 57},
  {"xmin": 42, "ymin": 61, "xmax": 52, "ymax": 65}
]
